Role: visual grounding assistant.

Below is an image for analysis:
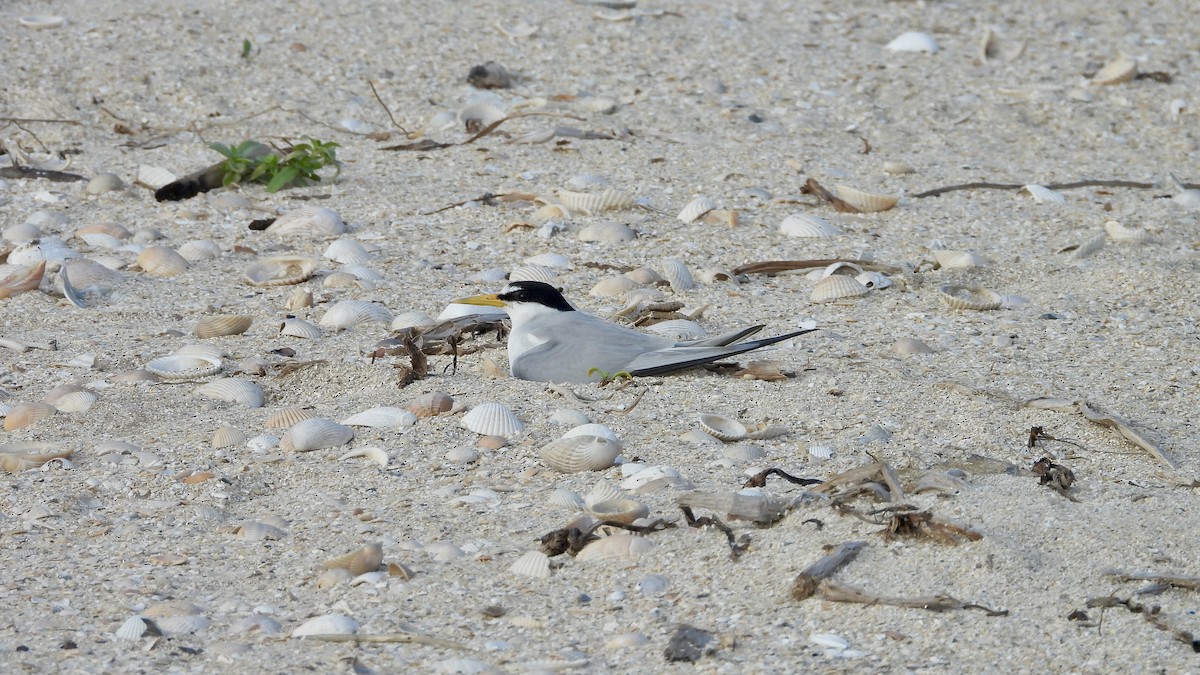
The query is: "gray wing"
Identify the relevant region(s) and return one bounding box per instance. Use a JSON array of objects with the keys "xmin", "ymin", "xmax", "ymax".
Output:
[
  {"xmin": 678, "ymin": 325, "xmax": 763, "ymax": 347},
  {"xmin": 511, "ymin": 312, "xmax": 674, "ymax": 383},
  {"xmin": 625, "ymin": 328, "xmax": 818, "ymax": 376}
]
